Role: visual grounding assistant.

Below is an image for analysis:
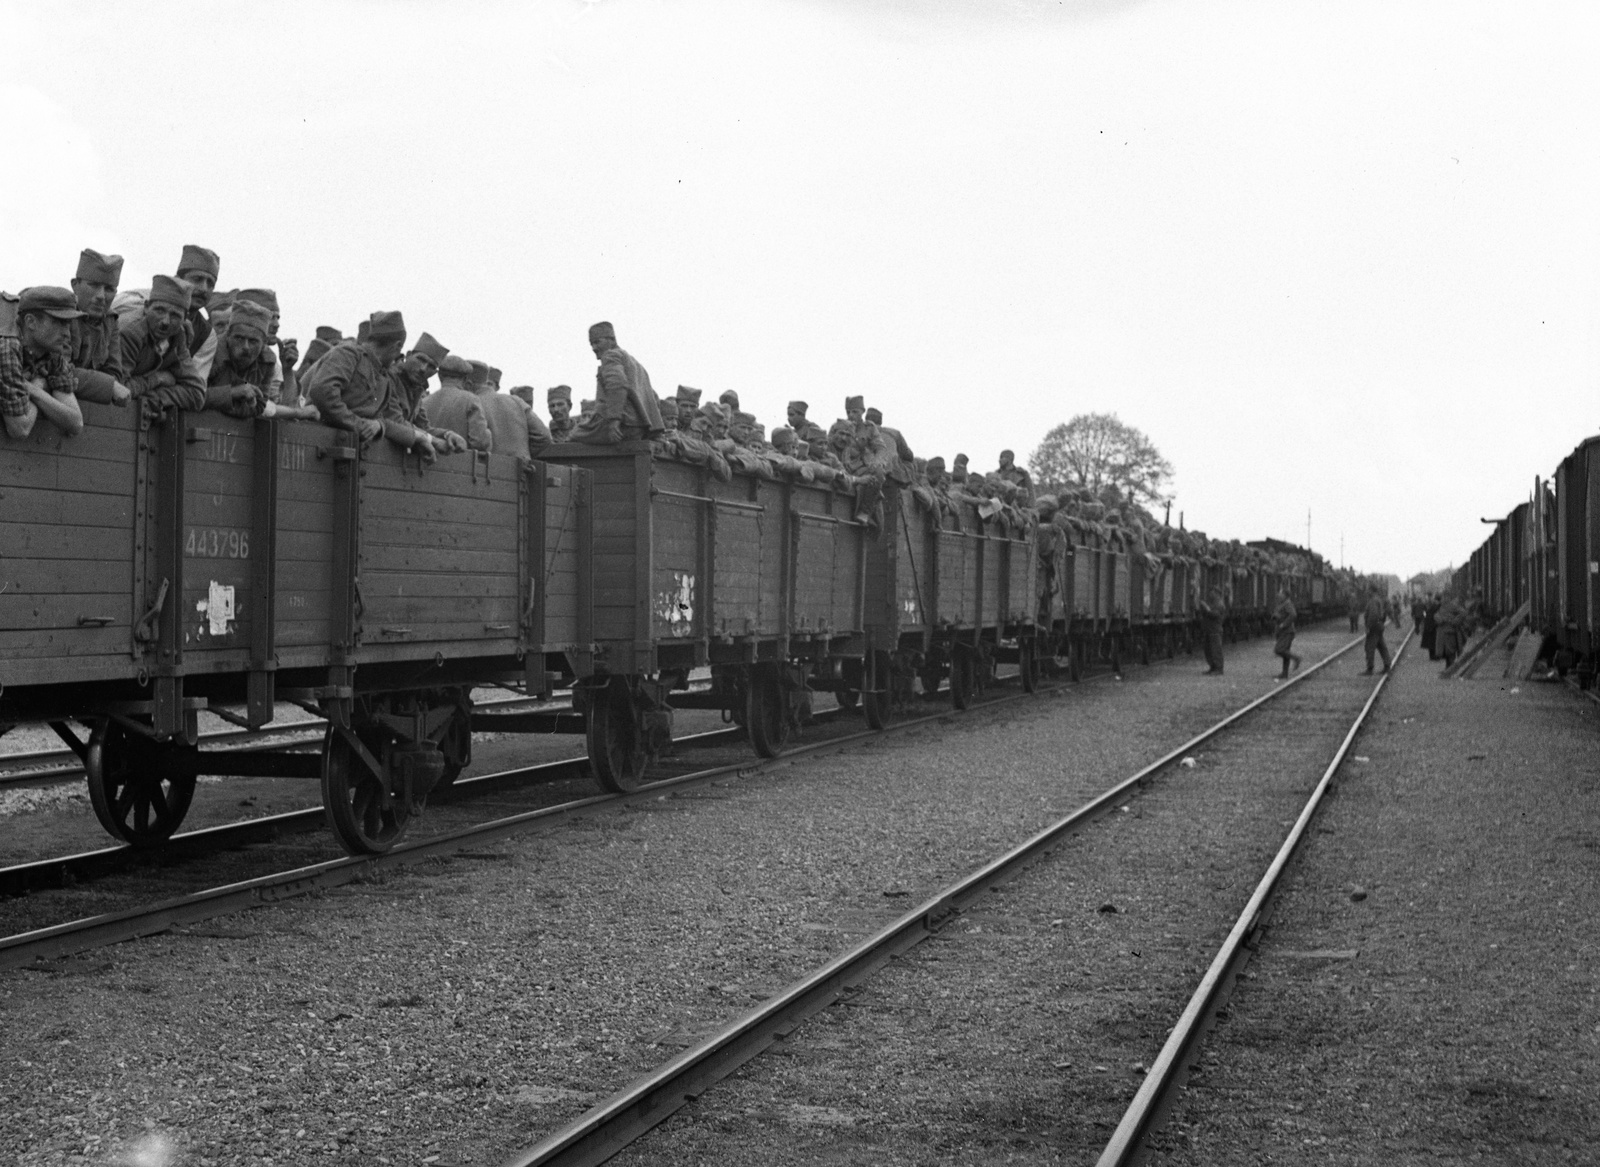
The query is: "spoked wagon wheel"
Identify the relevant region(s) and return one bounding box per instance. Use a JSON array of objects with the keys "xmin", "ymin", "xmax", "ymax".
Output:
[
  {"xmin": 322, "ymin": 725, "xmax": 411, "ymax": 855},
  {"xmin": 950, "ymin": 647, "xmax": 974, "ymax": 711},
  {"xmin": 862, "ymin": 650, "xmax": 892, "ymax": 731},
  {"xmin": 434, "ymin": 705, "xmax": 473, "ymax": 792},
  {"xmin": 86, "ymin": 721, "xmax": 197, "ymax": 847},
  {"xmin": 586, "ymin": 678, "xmax": 648, "ymax": 793},
  {"xmin": 1018, "ymin": 637, "xmax": 1040, "ymax": 693},
  {"xmin": 746, "ymin": 666, "xmax": 792, "ymax": 759}
]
